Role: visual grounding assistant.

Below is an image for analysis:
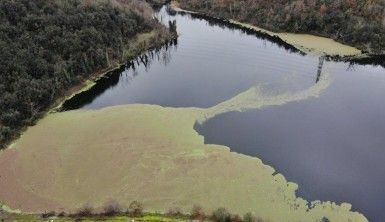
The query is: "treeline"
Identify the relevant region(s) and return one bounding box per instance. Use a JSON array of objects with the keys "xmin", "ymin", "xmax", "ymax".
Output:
[
  {"xmin": 36, "ymin": 201, "xmax": 332, "ymax": 222},
  {"xmin": 2, "ymin": 200, "xmax": 332, "ymax": 222},
  {"xmin": 40, "ymin": 201, "xmax": 273, "ymax": 222},
  {"xmin": 177, "ymin": 0, "xmax": 385, "ymax": 54},
  {"xmin": 3, "ymin": 203, "xmax": 334, "ymax": 222},
  {"xmin": 0, "ymin": 0, "xmax": 174, "ymax": 148}
]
